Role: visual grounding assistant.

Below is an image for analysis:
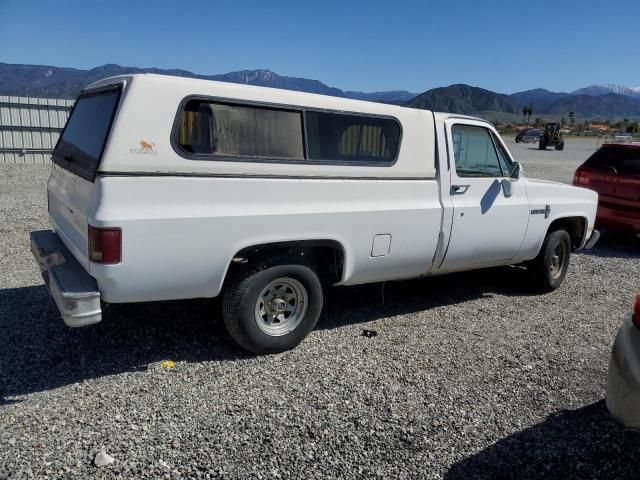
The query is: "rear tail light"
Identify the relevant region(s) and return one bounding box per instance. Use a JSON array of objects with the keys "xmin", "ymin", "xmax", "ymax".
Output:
[
  {"xmin": 633, "ymin": 292, "xmax": 640, "ymax": 329},
  {"xmin": 88, "ymin": 225, "xmax": 121, "ymax": 264},
  {"xmin": 573, "ymin": 168, "xmax": 590, "ymax": 186}
]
